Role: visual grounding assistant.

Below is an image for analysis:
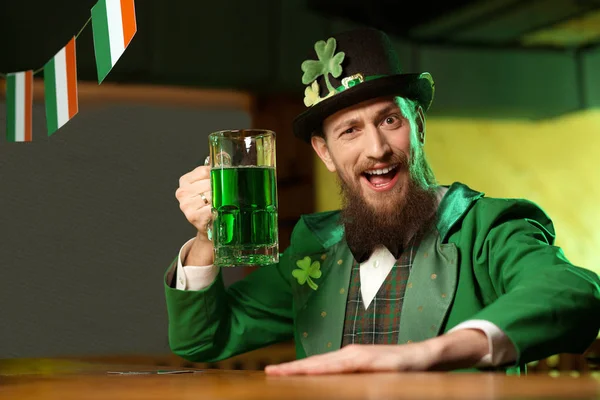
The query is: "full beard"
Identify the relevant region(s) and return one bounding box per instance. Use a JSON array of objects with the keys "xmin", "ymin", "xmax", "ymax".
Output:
[{"xmin": 339, "ymin": 156, "xmax": 439, "ymax": 258}]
